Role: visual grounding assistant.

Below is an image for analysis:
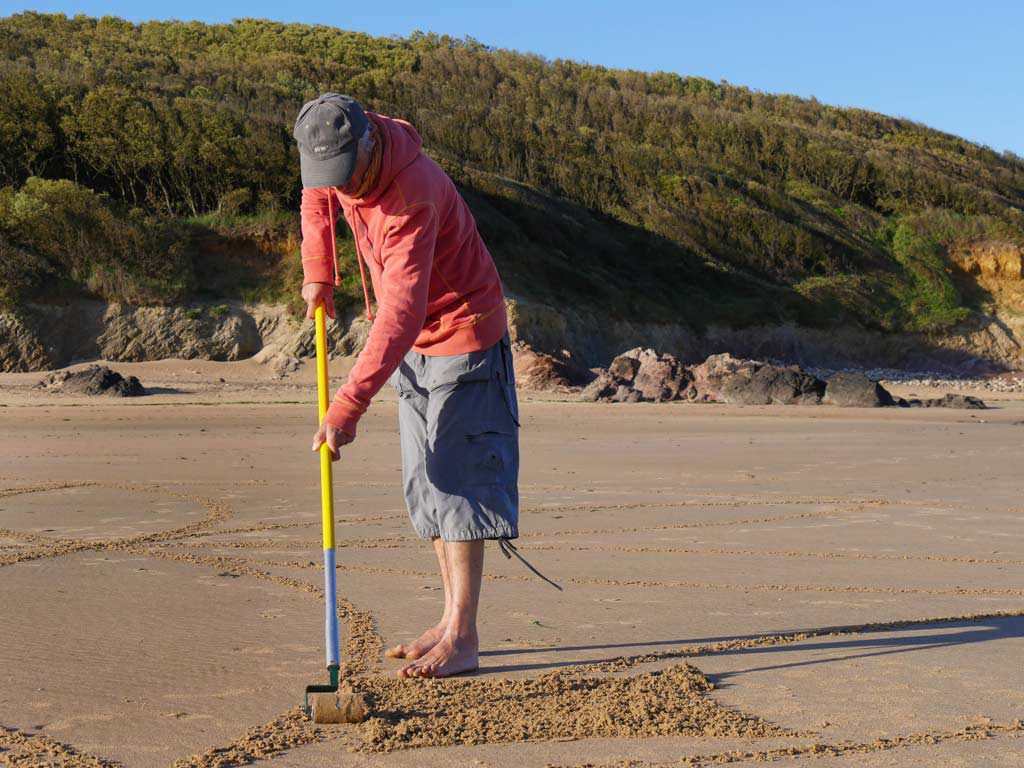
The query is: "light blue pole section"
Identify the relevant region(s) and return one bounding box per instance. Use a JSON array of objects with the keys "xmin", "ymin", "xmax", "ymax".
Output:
[{"xmin": 323, "ymin": 548, "xmax": 339, "ymax": 667}]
